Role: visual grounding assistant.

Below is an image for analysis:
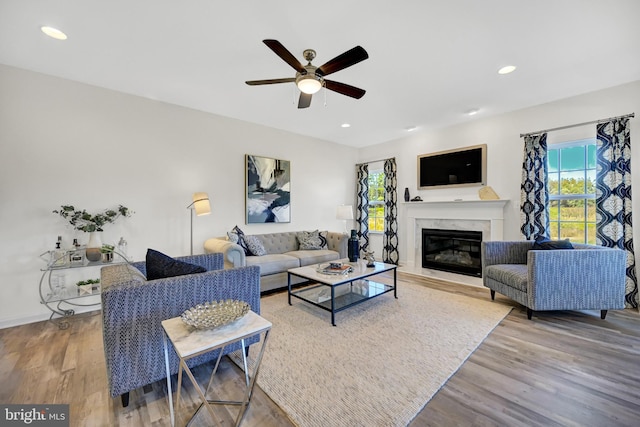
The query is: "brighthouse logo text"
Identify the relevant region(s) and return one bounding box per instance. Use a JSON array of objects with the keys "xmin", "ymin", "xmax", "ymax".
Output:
[{"xmin": 1, "ymin": 405, "xmax": 69, "ymax": 426}]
